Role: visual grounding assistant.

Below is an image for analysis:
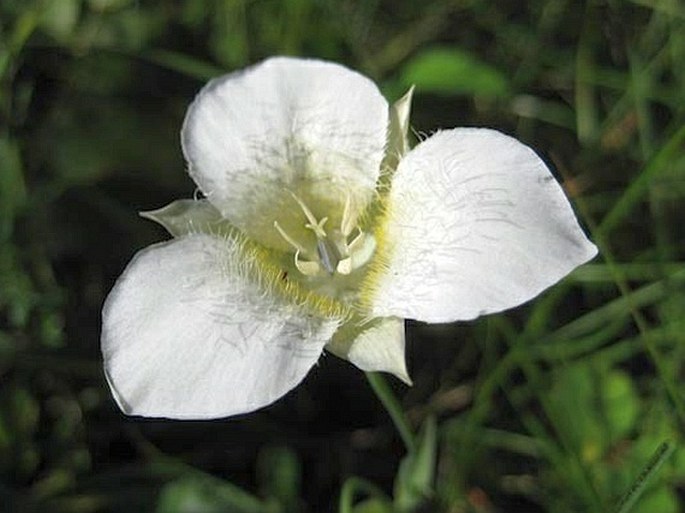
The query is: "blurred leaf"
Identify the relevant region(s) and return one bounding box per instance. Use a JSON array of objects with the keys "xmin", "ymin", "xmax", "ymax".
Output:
[
  {"xmin": 550, "ymin": 364, "xmax": 640, "ymax": 459},
  {"xmin": 10, "ymin": 387, "xmax": 40, "ymax": 436},
  {"xmin": 394, "ymin": 416, "xmax": 437, "ymax": 512},
  {"xmin": 256, "ymin": 445, "xmax": 301, "ymax": 513},
  {"xmin": 7, "ymin": 4, "xmax": 42, "ymax": 56},
  {"xmin": 602, "ymin": 371, "xmax": 639, "ymax": 442},
  {"xmin": 0, "ymin": 137, "xmax": 27, "ymax": 239},
  {"xmin": 546, "ymin": 364, "xmax": 640, "ymax": 466},
  {"xmin": 143, "ymin": 50, "xmax": 223, "ymax": 81},
  {"xmin": 0, "ymin": 50, "xmax": 10, "ymax": 80},
  {"xmin": 0, "ymin": 330, "xmax": 14, "ymax": 360},
  {"xmin": 352, "ymin": 498, "xmax": 394, "ymax": 513},
  {"xmin": 0, "ymin": 244, "xmax": 35, "ymax": 328},
  {"xmin": 615, "ymin": 442, "xmax": 675, "ymax": 513},
  {"xmin": 32, "ymin": 468, "xmax": 75, "ymax": 500},
  {"xmin": 599, "ymin": 123, "xmax": 685, "ymax": 235},
  {"xmin": 543, "ymin": 270, "xmax": 685, "ymax": 346},
  {"xmin": 156, "ymin": 477, "xmax": 268, "ymax": 513},
  {"xmin": 543, "ymin": 364, "xmax": 680, "ymax": 511},
  {"xmin": 76, "ymin": 6, "xmax": 163, "ymax": 51},
  {"xmin": 628, "ymin": 409, "xmax": 682, "ymax": 480},
  {"xmin": 67, "ymin": 53, "xmax": 138, "ymax": 95},
  {"xmin": 630, "ymin": 487, "xmax": 679, "ymax": 513},
  {"xmin": 209, "ymin": 0, "xmax": 249, "ymax": 68},
  {"xmin": 546, "ymin": 363, "xmax": 604, "ymax": 460},
  {"xmin": 509, "ymin": 94, "xmax": 576, "ymax": 129},
  {"xmin": 0, "ymin": 386, "xmax": 41, "ymax": 479},
  {"xmin": 180, "ymin": 0, "xmax": 211, "ymax": 28},
  {"xmin": 40, "ymin": 311, "xmax": 65, "ymax": 348},
  {"xmin": 87, "ymin": 0, "xmax": 133, "ymax": 11},
  {"xmin": 0, "ymin": 410, "xmax": 11, "ymax": 457},
  {"xmin": 41, "ymin": 0, "xmax": 81, "ymax": 42},
  {"xmin": 32, "ymin": 98, "xmax": 180, "ymax": 187},
  {"xmin": 339, "ymin": 477, "xmax": 389, "ymax": 513},
  {"xmin": 669, "ymin": 442, "xmax": 685, "ymax": 480},
  {"xmin": 400, "ymin": 46, "xmax": 510, "ymax": 97}
]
